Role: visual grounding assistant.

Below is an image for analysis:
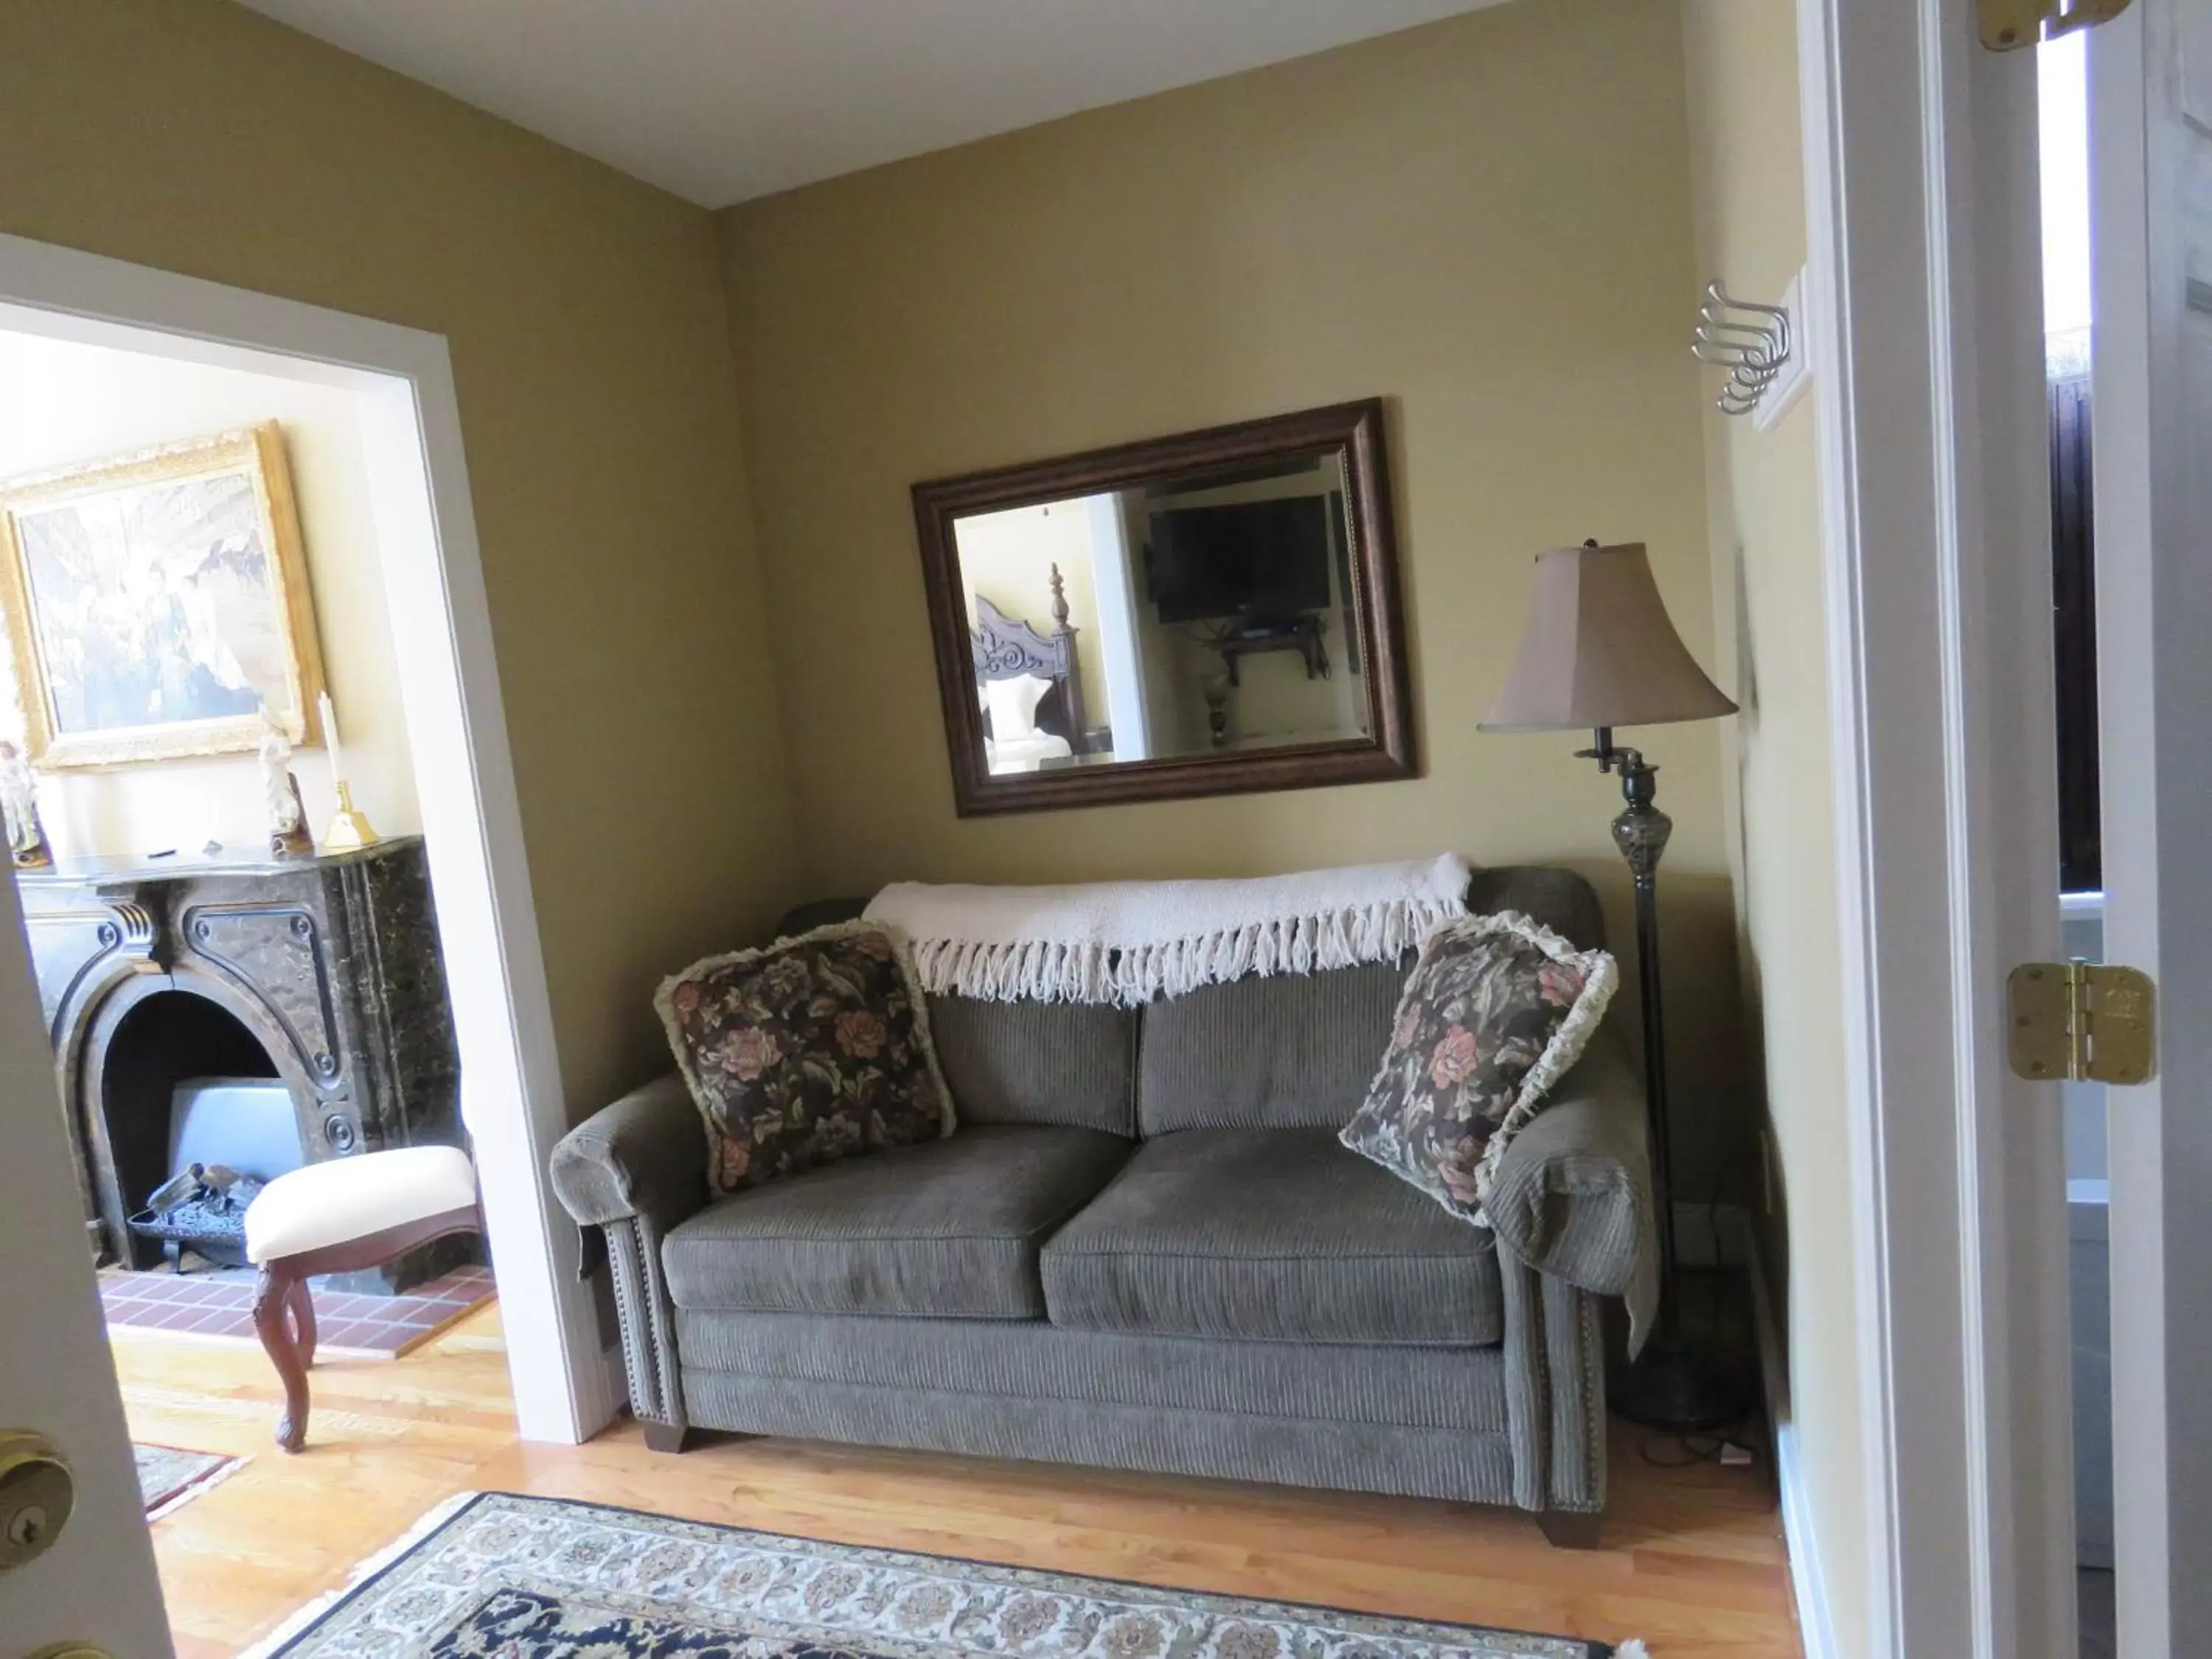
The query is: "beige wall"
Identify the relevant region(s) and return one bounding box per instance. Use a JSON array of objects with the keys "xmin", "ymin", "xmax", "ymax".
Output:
[
  {"xmin": 0, "ymin": 330, "xmax": 420, "ymax": 859},
  {"xmin": 721, "ymin": 0, "xmax": 1750, "ymax": 1194},
  {"xmin": 1680, "ymin": 1, "xmax": 1864, "ymax": 1649},
  {"xmin": 0, "ymin": 0, "xmax": 797, "ymax": 1113}
]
